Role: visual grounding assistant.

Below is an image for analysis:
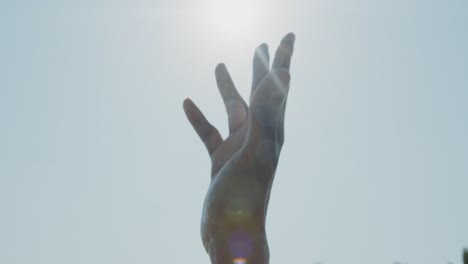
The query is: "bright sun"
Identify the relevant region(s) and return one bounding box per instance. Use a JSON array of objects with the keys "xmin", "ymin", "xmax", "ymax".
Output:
[{"xmin": 206, "ymin": 0, "xmax": 259, "ymax": 36}]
